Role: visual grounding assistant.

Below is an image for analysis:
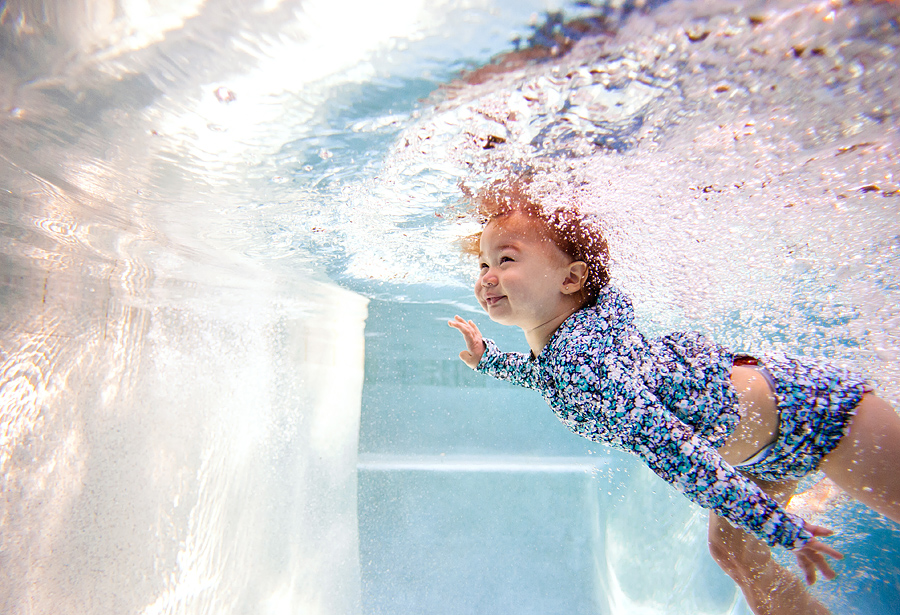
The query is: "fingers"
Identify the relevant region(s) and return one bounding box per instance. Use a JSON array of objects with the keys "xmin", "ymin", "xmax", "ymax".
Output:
[
  {"xmin": 449, "ymin": 315, "xmax": 485, "ymax": 369},
  {"xmin": 795, "ymin": 550, "xmax": 817, "ymax": 585},
  {"xmin": 448, "ymin": 316, "xmax": 482, "ymax": 344},
  {"xmin": 448, "ymin": 315, "xmax": 475, "ymax": 334},
  {"xmin": 803, "ymin": 523, "xmax": 844, "ymax": 560},
  {"xmin": 804, "ymin": 553, "xmax": 835, "ymax": 584},
  {"xmin": 804, "ymin": 523, "xmax": 836, "ymax": 538},
  {"xmin": 795, "ymin": 523, "xmax": 844, "ymax": 585},
  {"xmin": 794, "ymin": 538, "xmax": 842, "ymax": 586},
  {"xmin": 812, "ymin": 541, "xmax": 843, "ymax": 561}
]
